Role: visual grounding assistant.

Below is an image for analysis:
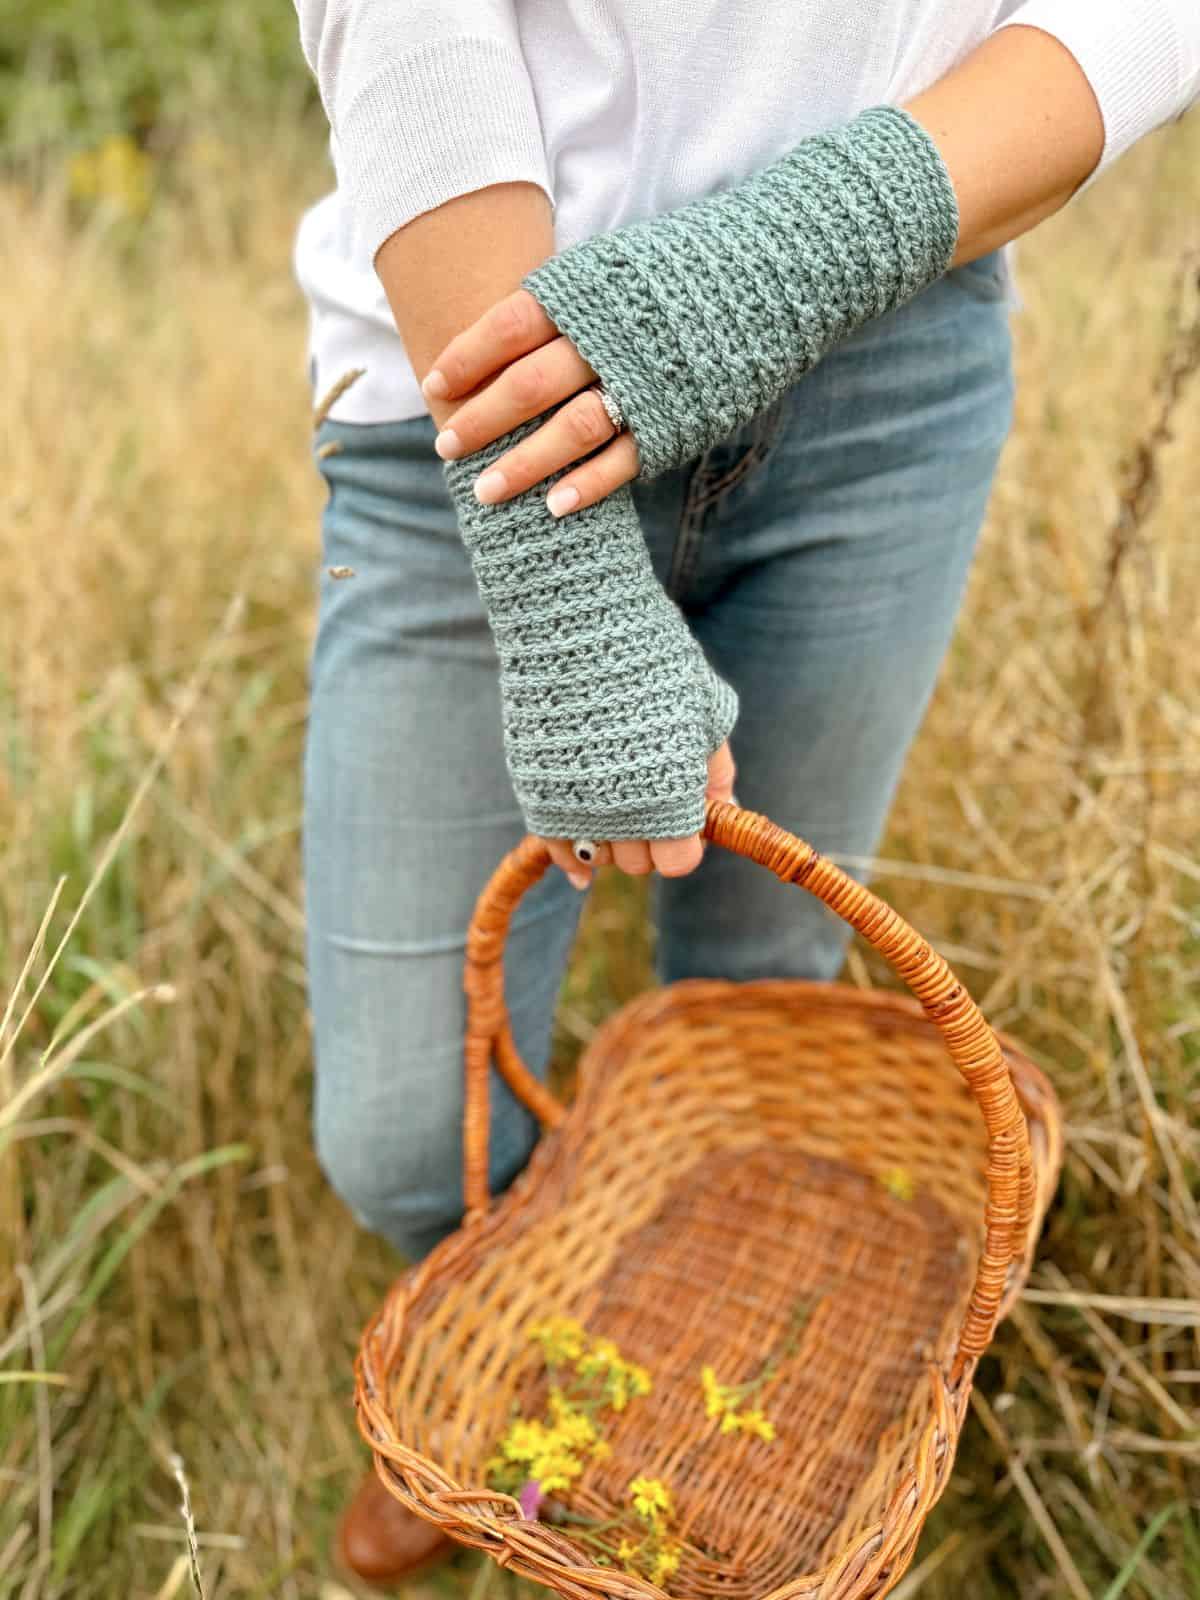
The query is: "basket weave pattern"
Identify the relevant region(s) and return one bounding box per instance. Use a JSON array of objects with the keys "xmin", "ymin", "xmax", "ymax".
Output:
[{"xmin": 355, "ymin": 805, "xmax": 1062, "ymax": 1600}]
